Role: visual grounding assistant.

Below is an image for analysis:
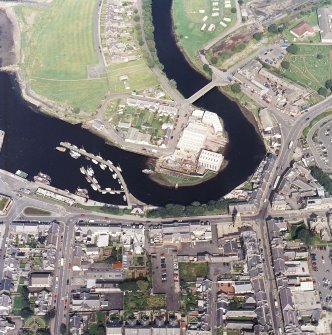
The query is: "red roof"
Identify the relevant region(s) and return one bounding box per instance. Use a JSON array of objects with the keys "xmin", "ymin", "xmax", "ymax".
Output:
[{"xmin": 290, "ymin": 21, "xmax": 314, "ymax": 38}]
